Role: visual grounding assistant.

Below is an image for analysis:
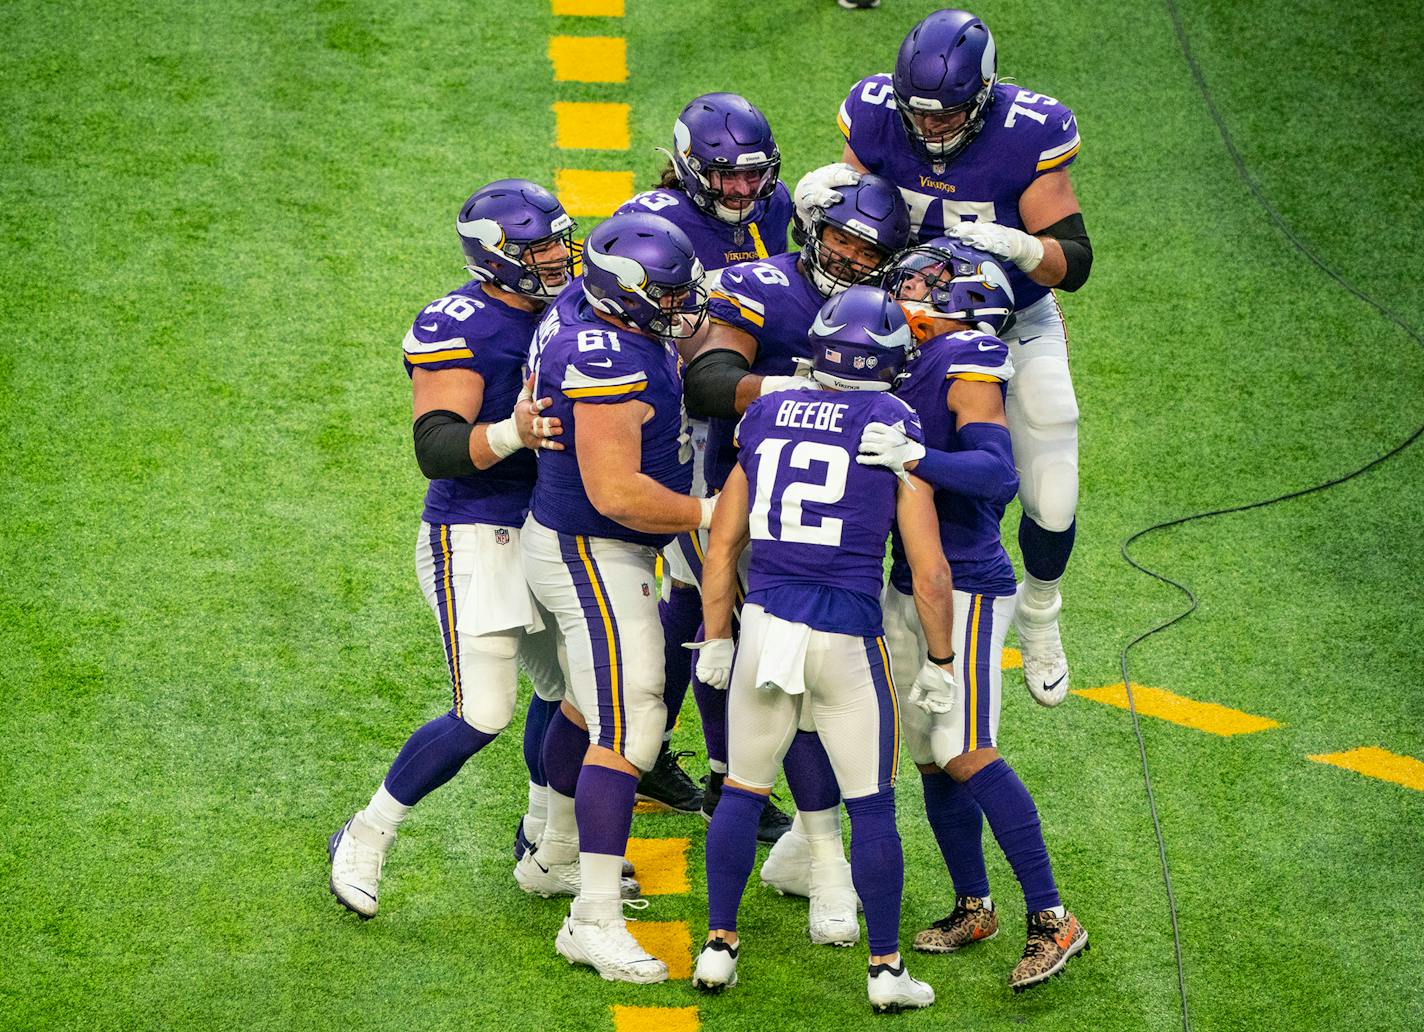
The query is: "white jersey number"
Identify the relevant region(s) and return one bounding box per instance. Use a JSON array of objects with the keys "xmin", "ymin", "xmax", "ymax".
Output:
[{"xmin": 748, "ymin": 438, "xmax": 848, "ymax": 548}]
